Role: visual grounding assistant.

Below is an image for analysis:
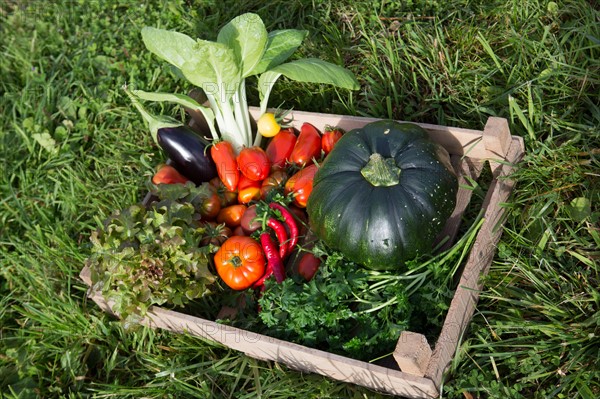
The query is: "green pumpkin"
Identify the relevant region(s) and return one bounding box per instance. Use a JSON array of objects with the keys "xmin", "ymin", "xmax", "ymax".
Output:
[{"xmin": 306, "ymin": 120, "xmax": 458, "ymax": 270}]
